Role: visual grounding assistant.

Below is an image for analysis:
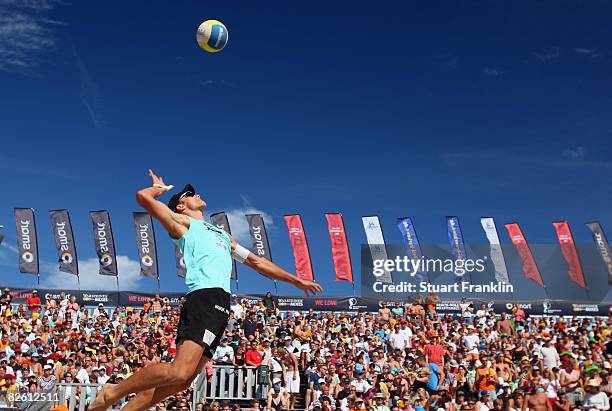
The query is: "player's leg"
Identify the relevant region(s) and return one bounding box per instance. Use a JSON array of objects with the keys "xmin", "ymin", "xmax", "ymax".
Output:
[
  {"xmin": 121, "ymin": 355, "xmax": 210, "ymax": 411},
  {"xmin": 88, "ymin": 339, "xmax": 204, "ymax": 411}
]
